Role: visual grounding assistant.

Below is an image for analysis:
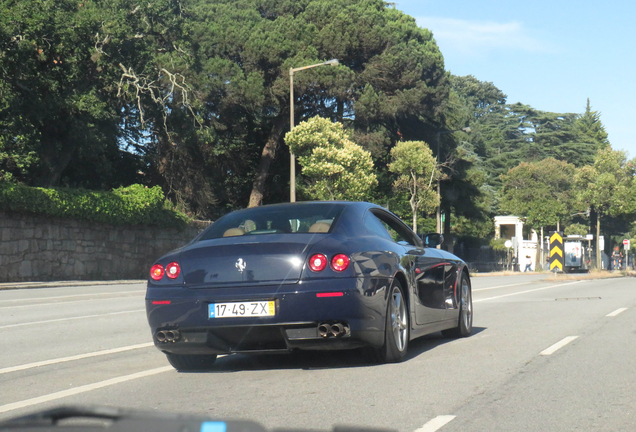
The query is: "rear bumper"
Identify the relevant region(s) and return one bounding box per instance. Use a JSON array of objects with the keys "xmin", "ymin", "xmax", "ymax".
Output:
[{"xmin": 145, "ymin": 277, "xmax": 390, "ymax": 355}]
